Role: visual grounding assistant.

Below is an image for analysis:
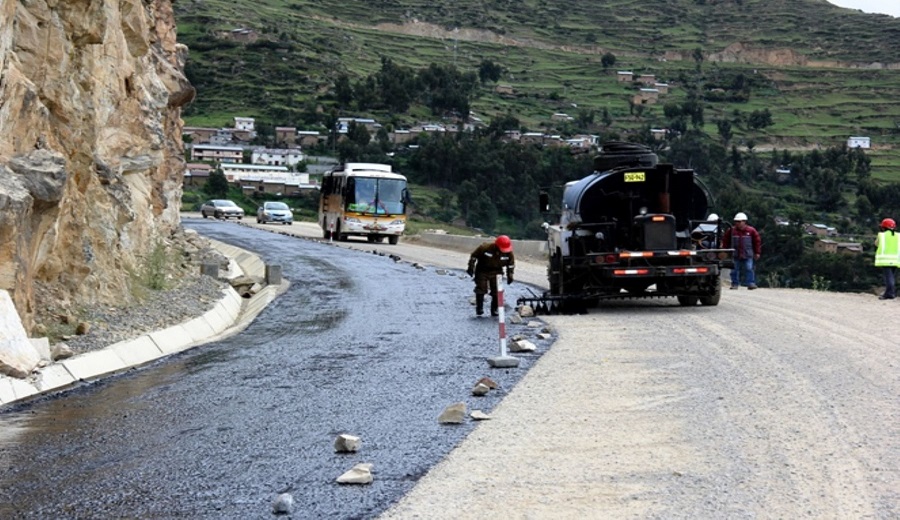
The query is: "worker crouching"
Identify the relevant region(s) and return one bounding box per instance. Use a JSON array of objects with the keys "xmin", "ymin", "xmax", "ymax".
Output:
[{"xmin": 467, "ymin": 235, "xmax": 516, "ymax": 316}]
